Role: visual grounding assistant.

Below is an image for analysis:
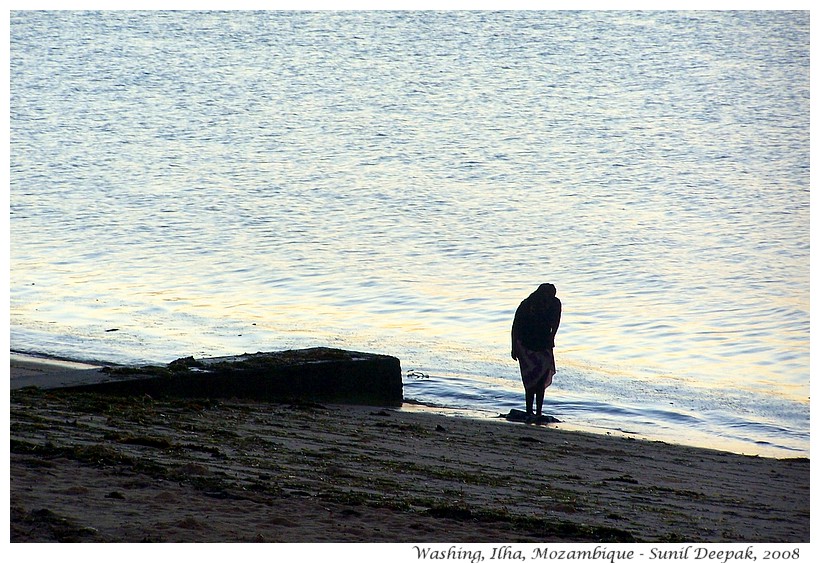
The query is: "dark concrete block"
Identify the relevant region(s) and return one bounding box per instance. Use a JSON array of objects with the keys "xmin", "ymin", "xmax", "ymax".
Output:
[{"xmin": 59, "ymin": 348, "xmax": 403, "ymax": 406}]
